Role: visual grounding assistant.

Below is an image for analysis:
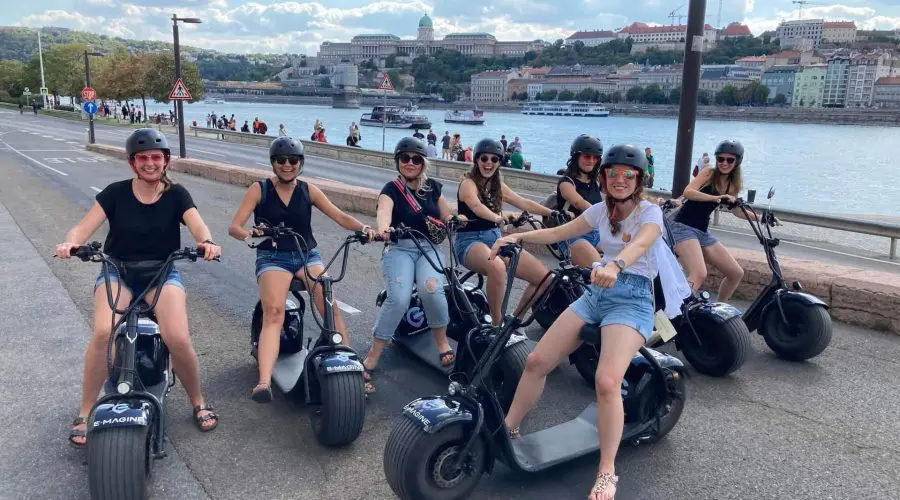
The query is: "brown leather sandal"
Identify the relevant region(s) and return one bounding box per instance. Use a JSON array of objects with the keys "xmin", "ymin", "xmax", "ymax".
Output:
[
  {"xmin": 69, "ymin": 416, "xmax": 88, "ymax": 449},
  {"xmin": 193, "ymin": 403, "xmax": 219, "ymax": 432}
]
